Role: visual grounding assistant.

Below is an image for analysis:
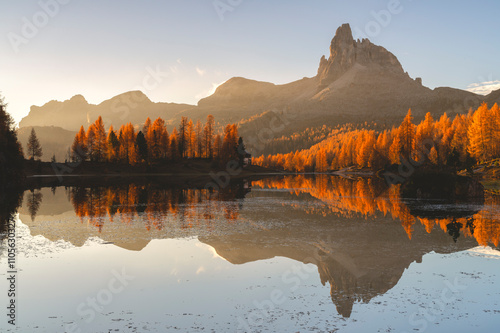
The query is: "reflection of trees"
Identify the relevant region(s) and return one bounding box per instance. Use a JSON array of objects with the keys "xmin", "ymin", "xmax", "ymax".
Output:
[
  {"xmin": 254, "ymin": 175, "xmax": 500, "ymax": 247},
  {"xmin": 26, "ymin": 189, "xmax": 43, "ymax": 221},
  {"xmin": 69, "ymin": 182, "xmax": 250, "ymax": 232},
  {"xmin": 0, "ymin": 187, "xmax": 23, "ymax": 244}
]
